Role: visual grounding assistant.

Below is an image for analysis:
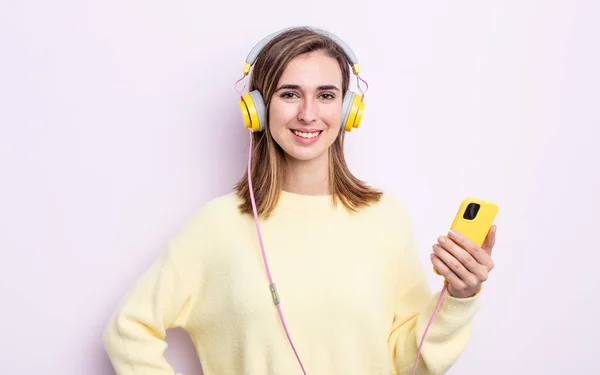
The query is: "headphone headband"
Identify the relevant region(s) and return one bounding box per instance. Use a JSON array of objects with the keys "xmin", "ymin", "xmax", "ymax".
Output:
[{"xmin": 242, "ymin": 26, "xmax": 361, "ymax": 76}]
